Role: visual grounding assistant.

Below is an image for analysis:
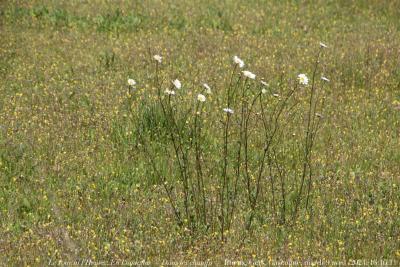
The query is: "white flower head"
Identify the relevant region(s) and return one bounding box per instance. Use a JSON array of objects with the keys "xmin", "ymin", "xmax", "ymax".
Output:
[
  {"xmin": 128, "ymin": 79, "xmax": 136, "ymax": 86},
  {"xmin": 261, "ymin": 80, "xmax": 268, "ymax": 87},
  {"xmin": 153, "ymin": 54, "xmax": 162, "ymax": 63},
  {"xmin": 172, "ymin": 79, "xmax": 181, "ymax": 89},
  {"xmin": 273, "ymin": 93, "xmax": 280, "ymax": 98},
  {"xmin": 261, "ymin": 88, "xmax": 268, "ymax": 94},
  {"xmin": 298, "ymin": 73, "xmax": 309, "ymax": 85},
  {"xmin": 321, "ymin": 76, "xmax": 330, "ymax": 82},
  {"xmin": 223, "ymin": 108, "xmax": 234, "ymax": 114},
  {"xmin": 203, "ymin": 83, "xmax": 212, "ymax": 94},
  {"xmin": 233, "ymin": 56, "xmax": 245, "ymax": 68},
  {"xmin": 319, "ymin": 42, "xmax": 328, "ymax": 48},
  {"xmin": 242, "ymin": 70, "xmax": 256, "ymax": 80},
  {"xmin": 165, "ymin": 89, "xmax": 175, "ymax": 95},
  {"xmin": 197, "ymin": 94, "xmax": 206, "ymax": 102}
]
